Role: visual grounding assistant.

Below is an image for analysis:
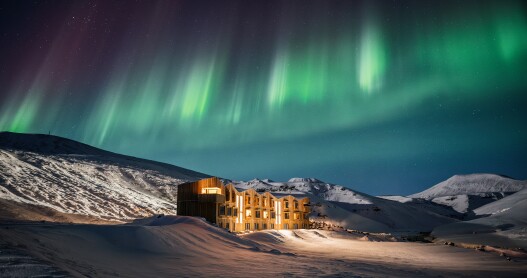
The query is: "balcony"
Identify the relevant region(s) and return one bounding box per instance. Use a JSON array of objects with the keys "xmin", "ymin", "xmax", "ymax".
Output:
[{"xmin": 198, "ymin": 193, "xmax": 226, "ymax": 203}]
